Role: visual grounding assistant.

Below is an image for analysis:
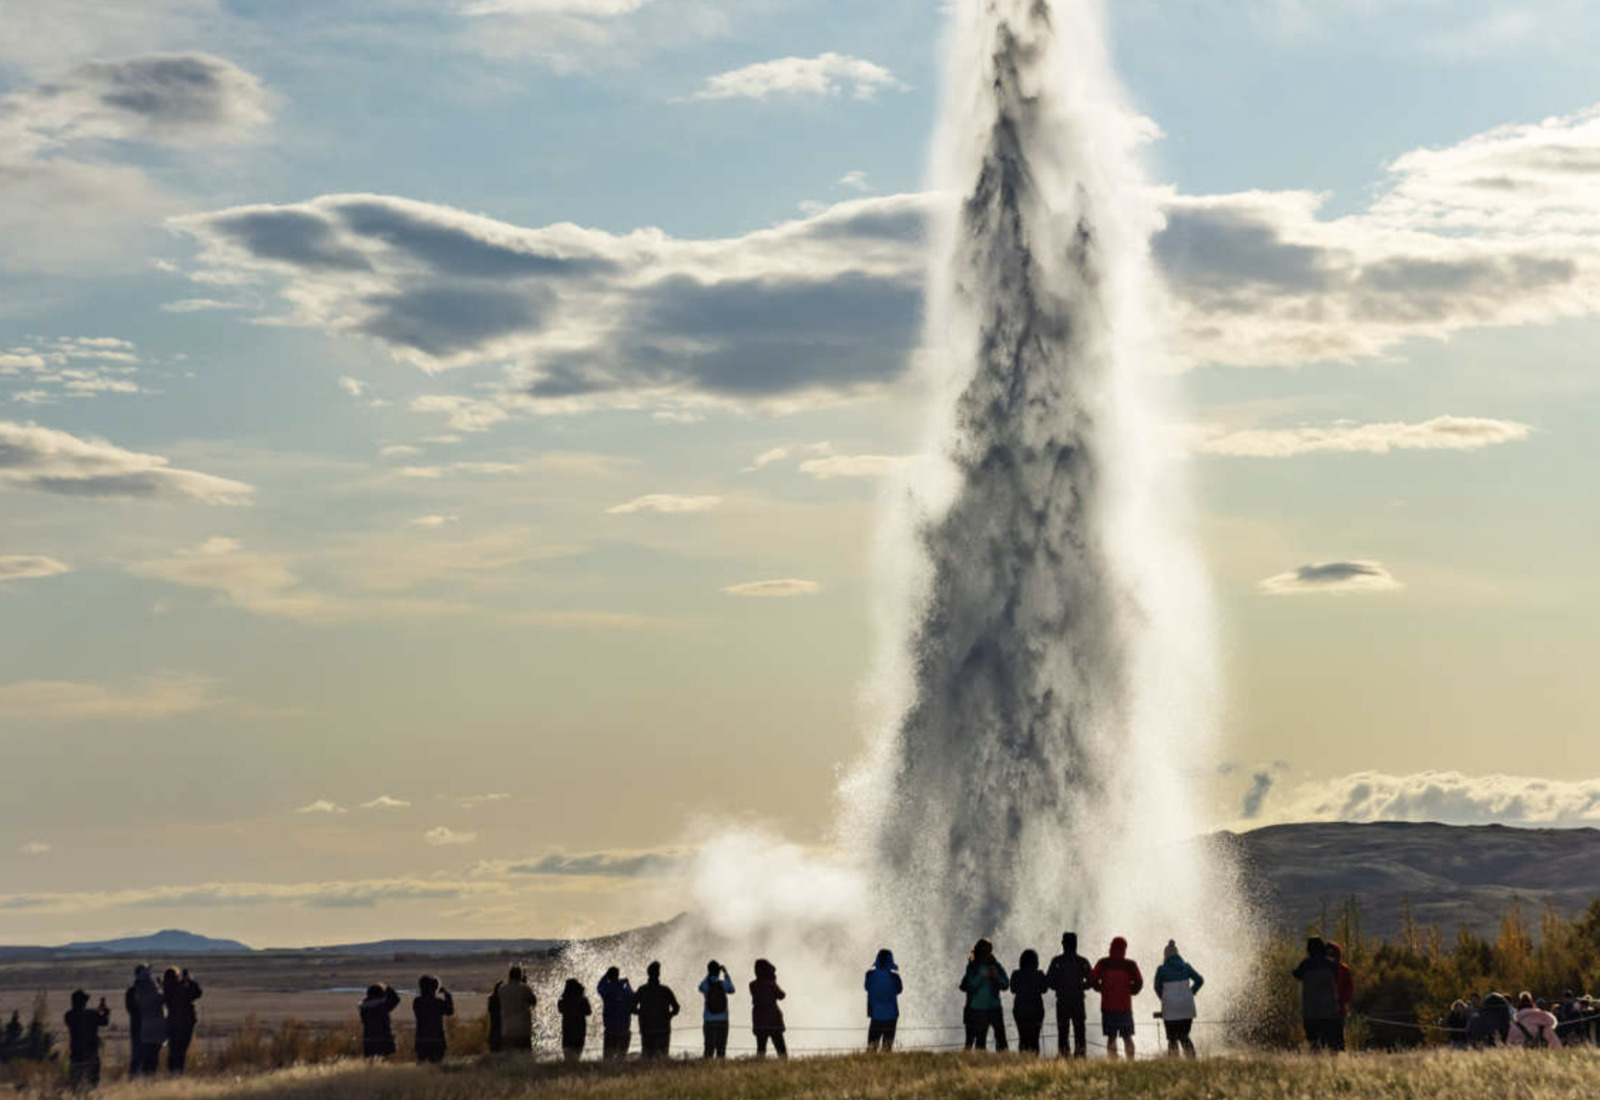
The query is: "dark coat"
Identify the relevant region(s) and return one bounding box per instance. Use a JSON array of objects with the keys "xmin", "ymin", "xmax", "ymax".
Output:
[
  {"xmin": 749, "ymin": 976, "xmax": 787, "ymax": 1032},
  {"xmin": 1291, "ymin": 953, "xmax": 1341, "ymax": 1021},
  {"xmin": 632, "ymin": 981, "xmax": 681, "ymax": 1035},
  {"xmin": 64, "ymin": 1004, "xmax": 110, "ymax": 1063},
  {"xmin": 1010, "ymin": 967, "xmax": 1050, "ymax": 1022},
  {"xmin": 1046, "ymin": 949, "xmax": 1092, "ymax": 1011},
  {"xmin": 412, "ymin": 991, "xmax": 454, "ymax": 1048},
  {"xmin": 359, "ymin": 988, "xmax": 402, "ymax": 1056},
  {"xmin": 162, "ymin": 976, "xmax": 203, "ymax": 1035},
  {"xmin": 597, "ymin": 976, "xmax": 634, "ymax": 1034}
]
